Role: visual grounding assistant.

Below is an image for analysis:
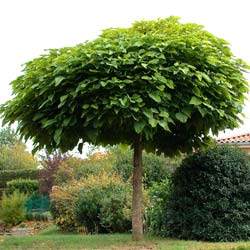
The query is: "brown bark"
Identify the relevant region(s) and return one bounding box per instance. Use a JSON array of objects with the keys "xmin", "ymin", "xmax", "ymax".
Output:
[{"xmin": 132, "ymin": 135, "xmax": 143, "ymax": 240}]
